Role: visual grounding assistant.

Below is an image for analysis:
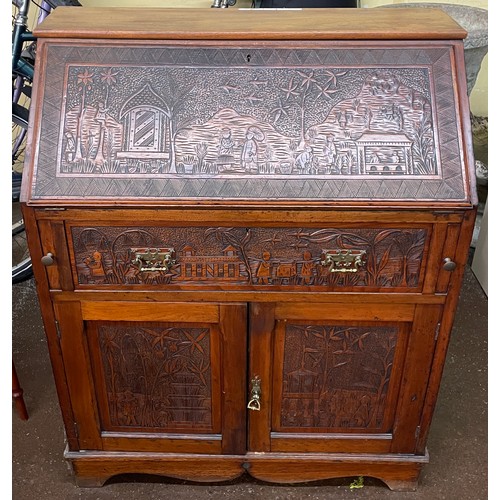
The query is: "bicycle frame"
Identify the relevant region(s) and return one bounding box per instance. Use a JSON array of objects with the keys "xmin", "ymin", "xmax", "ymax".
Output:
[{"xmin": 12, "ymin": 0, "xmax": 52, "ymax": 82}]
